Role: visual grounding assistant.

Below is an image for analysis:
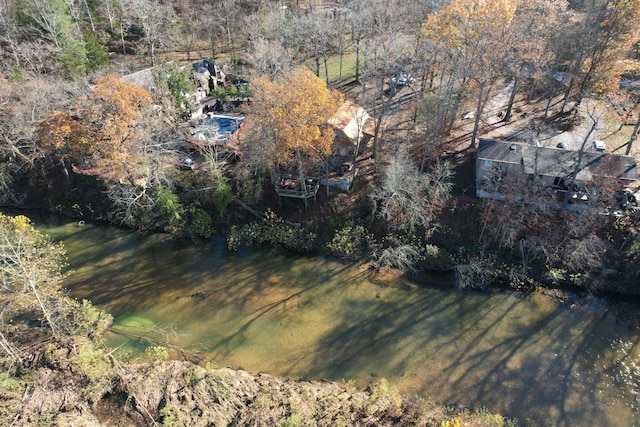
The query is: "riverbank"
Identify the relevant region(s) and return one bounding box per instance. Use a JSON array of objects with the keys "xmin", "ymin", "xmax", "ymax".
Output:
[
  {"xmin": 6, "ymin": 210, "xmax": 640, "ymax": 425},
  {"xmin": 1, "ymin": 325, "xmax": 508, "ymax": 426}
]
